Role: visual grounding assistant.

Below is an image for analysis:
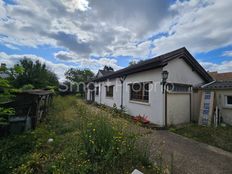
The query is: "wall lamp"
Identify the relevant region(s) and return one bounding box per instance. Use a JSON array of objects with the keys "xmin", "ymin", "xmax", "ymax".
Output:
[{"xmin": 161, "ymin": 70, "xmax": 169, "ymax": 93}]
